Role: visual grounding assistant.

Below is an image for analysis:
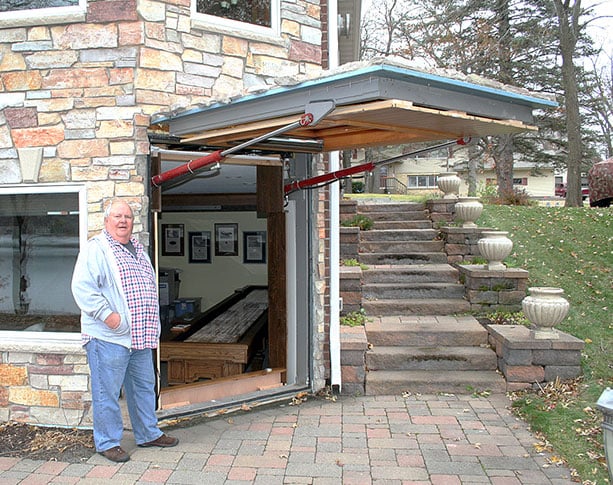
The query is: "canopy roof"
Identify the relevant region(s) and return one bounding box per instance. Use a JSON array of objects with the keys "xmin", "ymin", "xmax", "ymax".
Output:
[{"xmin": 152, "ymin": 59, "xmax": 556, "ymax": 154}]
